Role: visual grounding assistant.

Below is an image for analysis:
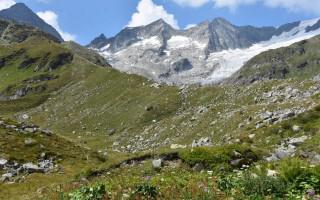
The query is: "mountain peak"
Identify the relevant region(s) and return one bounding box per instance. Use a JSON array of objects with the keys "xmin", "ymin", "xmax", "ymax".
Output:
[
  {"xmin": 88, "ymin": 33, "xmax": 108, "ymax": 49},
  {"xmin": 0, "ymin": 3, "xmax": 63, "ymax": 41},
  {"xmin": 3, "ymin": 2, "xmax": 32, "ymax": 13},
  {"xmin": 97, "ymin": 33, "xmax": 107, "ymax": 40},
  {"xmin": 210, "ymin": 17, "xmax": 232, "ymax": 26},
  {"xmin": 147, "ymin": 18, "xmax": 174, "ymax": 29},
  {"xmin": 10, "ymin": 2, "xmax": 28, "ymax": 8}
]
